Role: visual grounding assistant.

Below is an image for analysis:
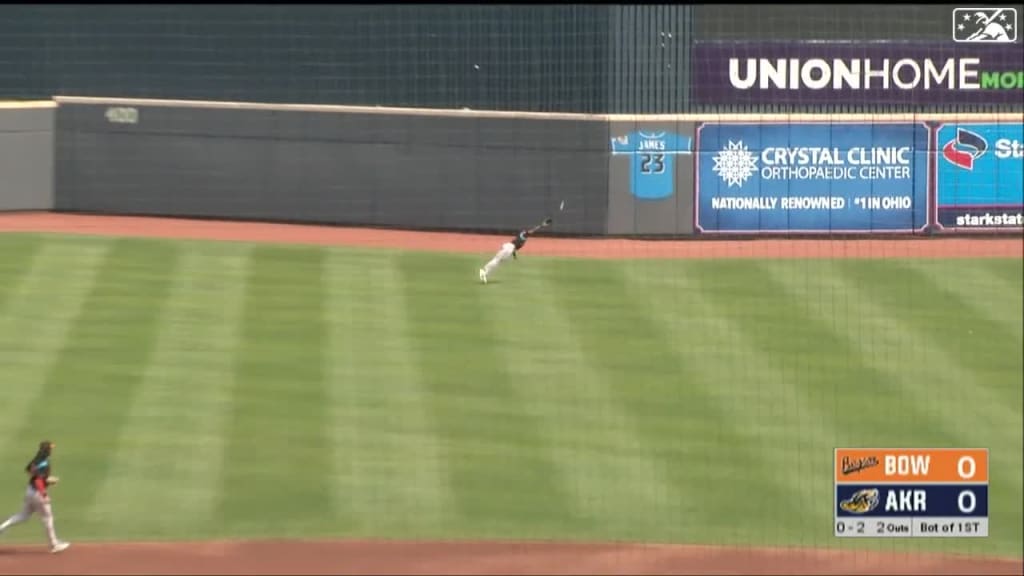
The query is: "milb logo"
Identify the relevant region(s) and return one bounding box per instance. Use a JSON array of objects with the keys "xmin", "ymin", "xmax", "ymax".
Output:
[{"xmin": 953, "ymin": 8, "xmax": 1018, "ymax": 43}]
